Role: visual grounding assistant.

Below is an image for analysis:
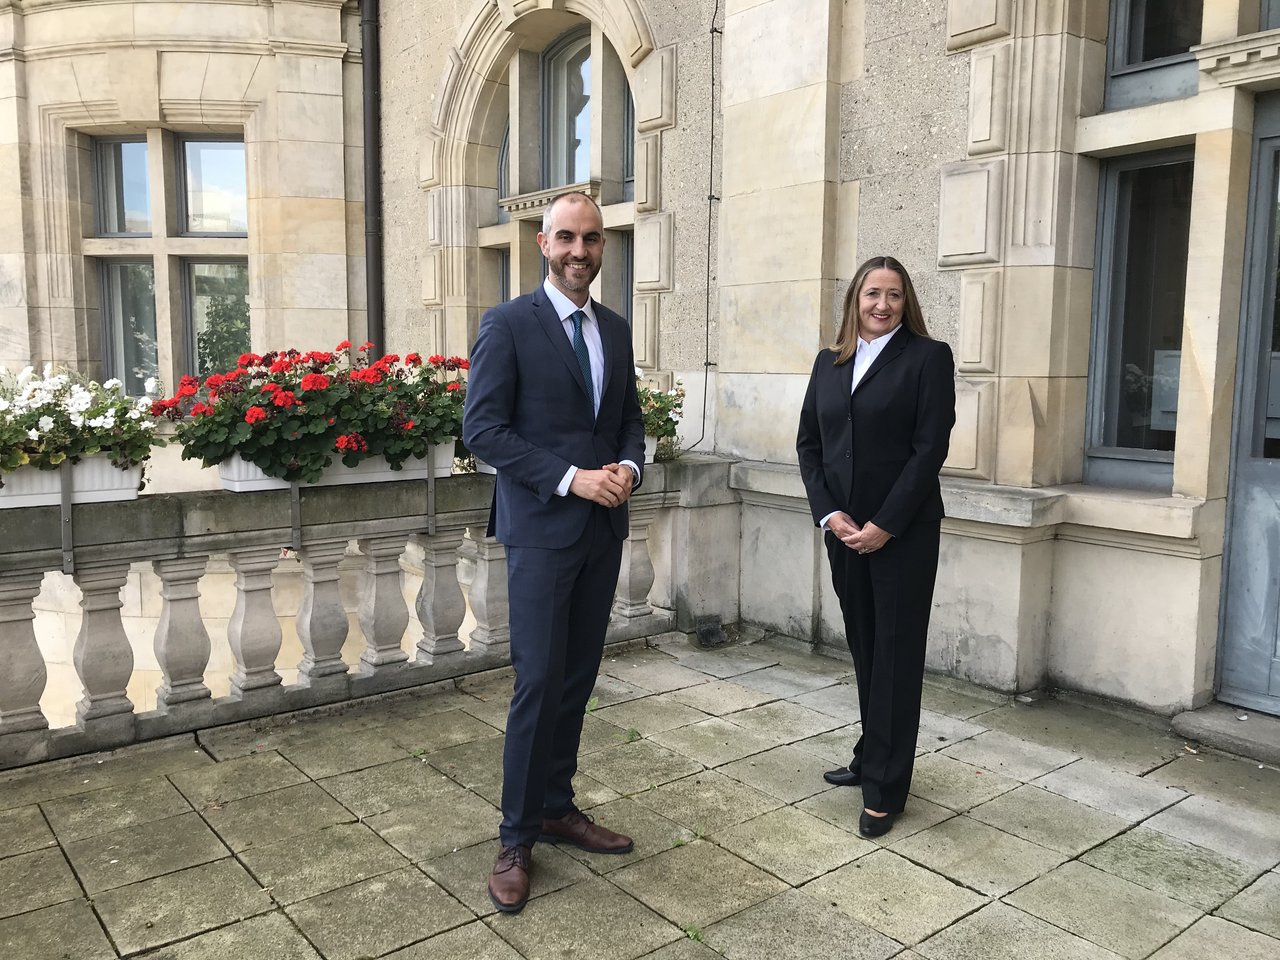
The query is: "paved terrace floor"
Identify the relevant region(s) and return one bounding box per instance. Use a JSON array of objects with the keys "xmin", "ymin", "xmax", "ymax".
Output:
[{"xmin": 3, "ymin": 636, "xmax": 1280, "ymax": 960}]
